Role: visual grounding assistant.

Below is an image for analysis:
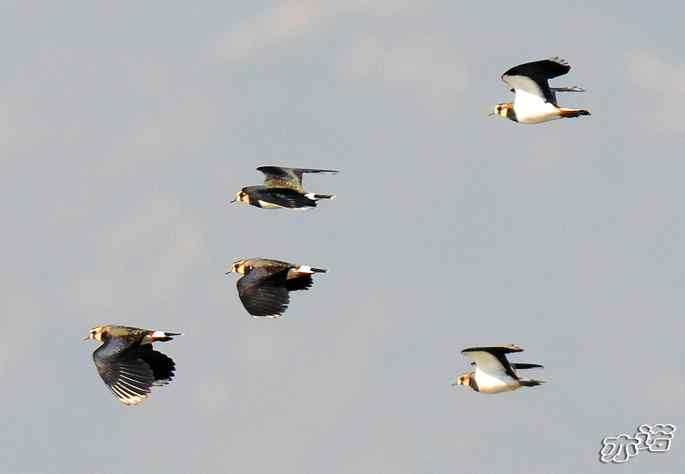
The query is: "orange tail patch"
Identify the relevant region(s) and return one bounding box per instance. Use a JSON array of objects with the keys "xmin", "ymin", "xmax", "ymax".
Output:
[{"xmin": 559, "ymin": 108, "xmax": 591, "ymax": 118}]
